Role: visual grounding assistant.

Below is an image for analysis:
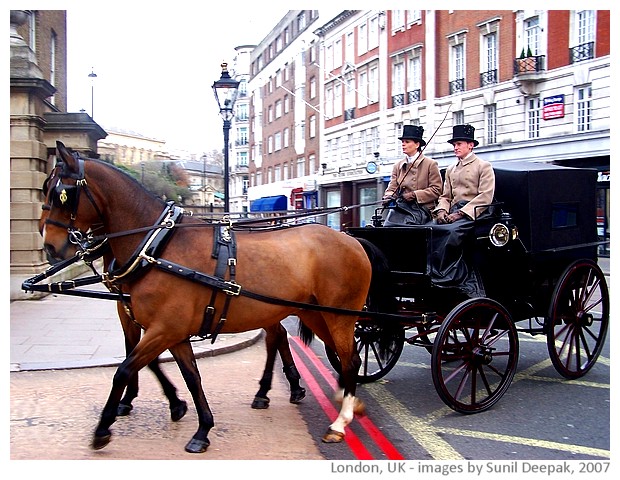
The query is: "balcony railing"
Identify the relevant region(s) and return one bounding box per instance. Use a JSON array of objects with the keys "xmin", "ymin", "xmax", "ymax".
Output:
[
  {"xmin": 344, "ymin": 107, "xmax": 356, "ymax": 121},
  {"xmin": 391, "ymin": 93, "xmax": 405, "ymax": 108},
  {"xmin": 513, "ymin": 55, "xmax": 545, "ymax": 75},
  {"xmin": 480, "ymin": 69, "xmax": 497, "ymax": 87},
  {"xmin": 407, "ymin": 89, "xmax": 421, "ymax": 103},
  {"xmin": 449, "ymin": 78, "xmax": 465, "ymax": 95},
  {"xmin": 570, "ymin": 42, "xmax": 594, "ymax": 63}
]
